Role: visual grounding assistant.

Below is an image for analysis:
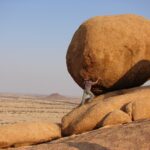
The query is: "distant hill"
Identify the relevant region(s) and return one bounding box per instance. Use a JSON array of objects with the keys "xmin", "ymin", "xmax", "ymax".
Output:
[
  {"xmin": 45, "ymin": 93, "xmax": 80, "ymax": 103},
  {"xmin": 45, "ymin": 93, "xmax": 68, "ymax": 100}
]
